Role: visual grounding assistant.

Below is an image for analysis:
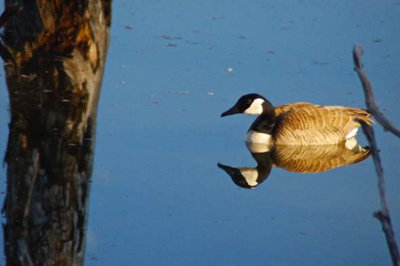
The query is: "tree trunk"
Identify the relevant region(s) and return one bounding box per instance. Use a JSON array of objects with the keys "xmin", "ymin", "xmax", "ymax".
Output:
[{"xmin": 1, "ymin": 1, "xmax": 111, "ymax": 265}]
